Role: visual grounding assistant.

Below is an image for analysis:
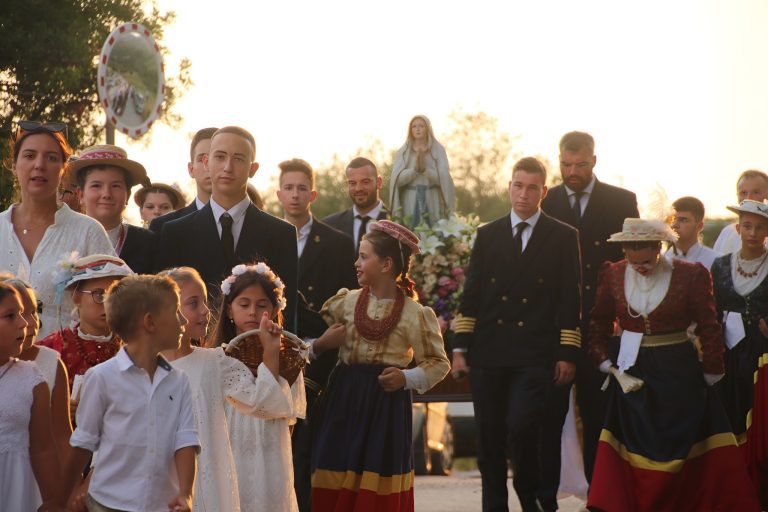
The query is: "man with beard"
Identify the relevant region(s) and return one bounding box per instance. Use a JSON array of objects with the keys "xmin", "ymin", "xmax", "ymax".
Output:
[
  {"xmin": 324, "ymin": 157, "xmax": 389, "ymax": 254},
  {"xmin": 539, "ymin": 131, "xmax": 638, "ymax": 507}
]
